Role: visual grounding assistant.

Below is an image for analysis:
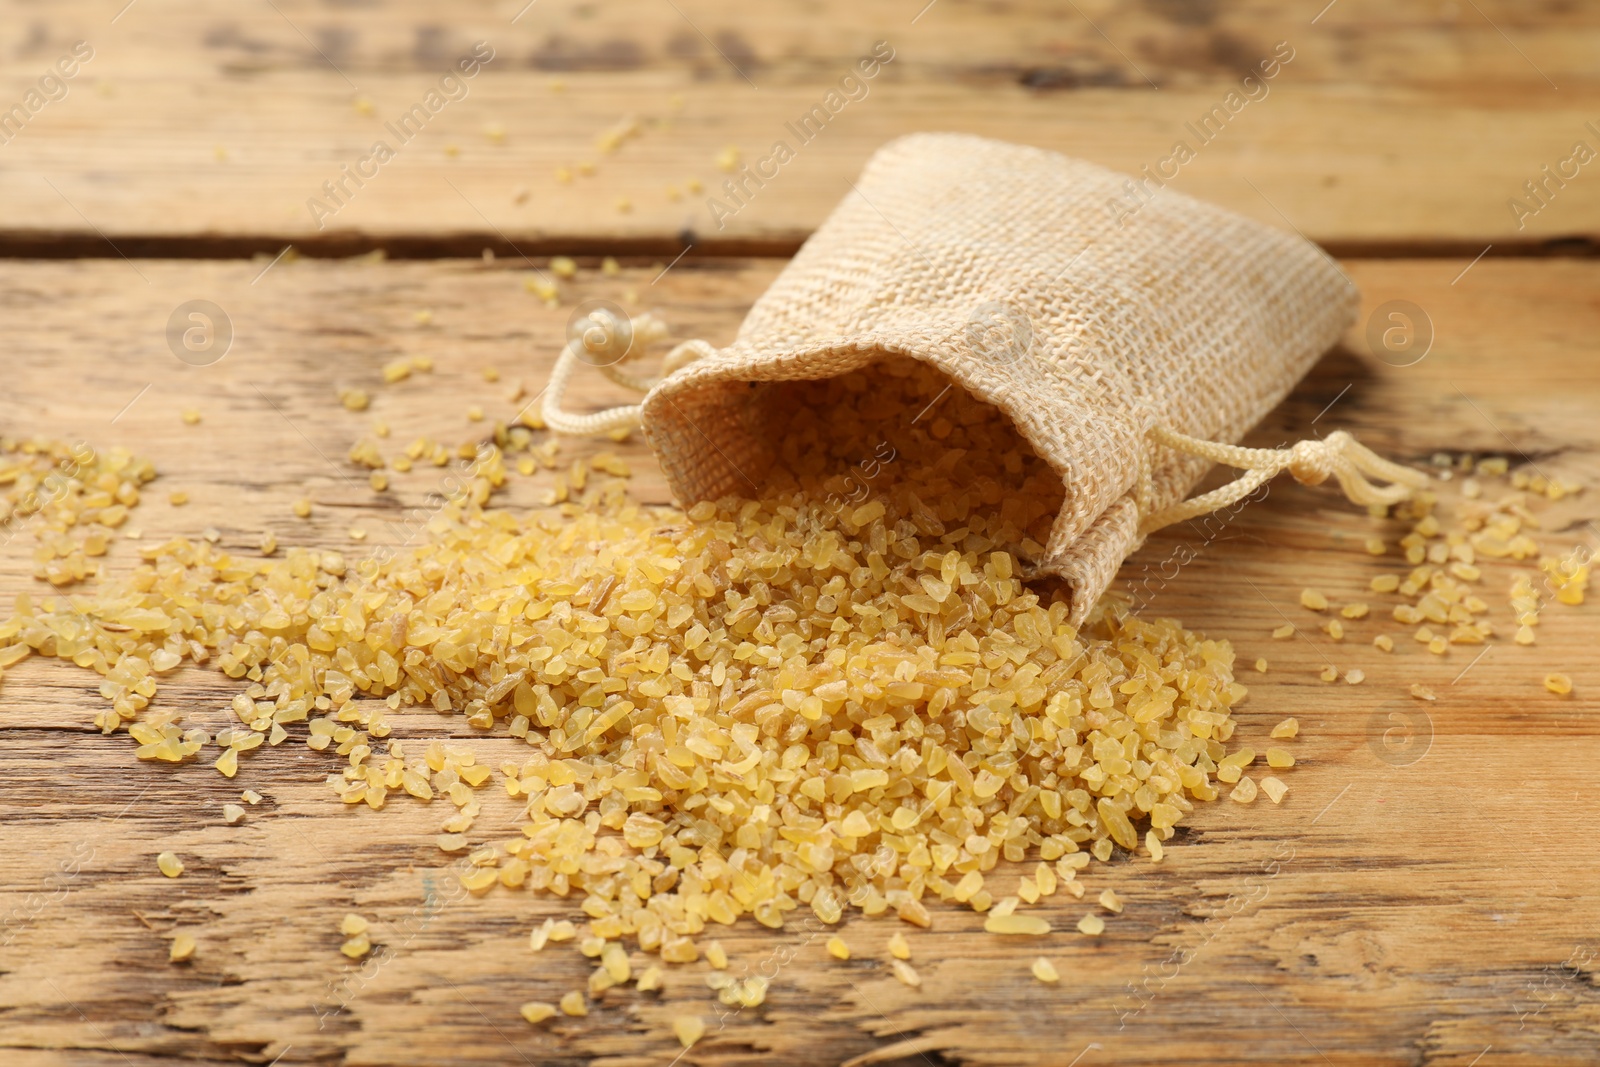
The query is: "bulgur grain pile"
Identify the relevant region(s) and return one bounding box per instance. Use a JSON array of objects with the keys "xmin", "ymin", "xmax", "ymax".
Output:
[
  {"xmin": 0, "ymin": 437, "xmax": 155, "ymax": 586},
  {"xmin": 0, "ymin": 361, "xmax": 1259, "ymax": 1003}
]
